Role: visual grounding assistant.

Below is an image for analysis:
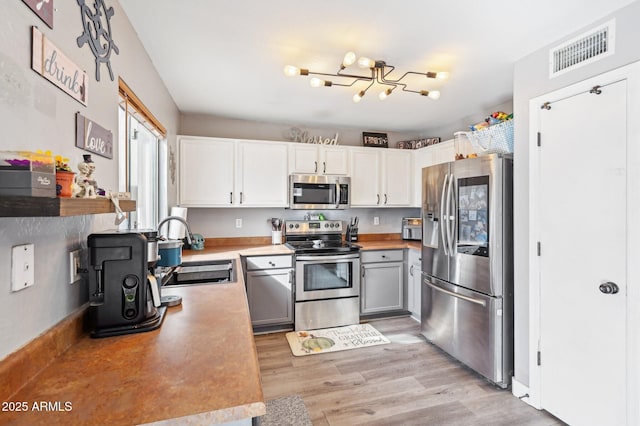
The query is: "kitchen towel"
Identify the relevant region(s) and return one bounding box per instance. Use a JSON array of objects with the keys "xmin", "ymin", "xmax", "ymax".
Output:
[{"xmin": 285, "ymin": 323, "xmax": 390, "ymax": 356}]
